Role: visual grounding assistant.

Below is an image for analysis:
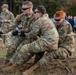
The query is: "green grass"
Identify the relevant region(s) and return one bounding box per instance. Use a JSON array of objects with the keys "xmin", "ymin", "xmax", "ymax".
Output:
[{"xmin": 0, "ymin": 47, "xmax": 7, "ymax": 58}]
